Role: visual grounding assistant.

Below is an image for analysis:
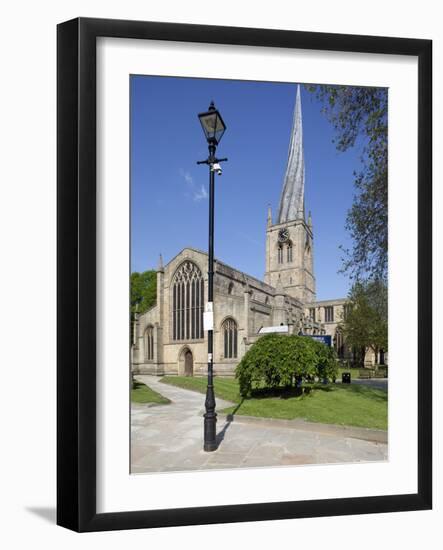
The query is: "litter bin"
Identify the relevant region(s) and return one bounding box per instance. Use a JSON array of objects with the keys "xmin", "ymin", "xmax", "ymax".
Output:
[{"xmin": 342, "ymin": 372, "xmax": 351, "ymax": 384}]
